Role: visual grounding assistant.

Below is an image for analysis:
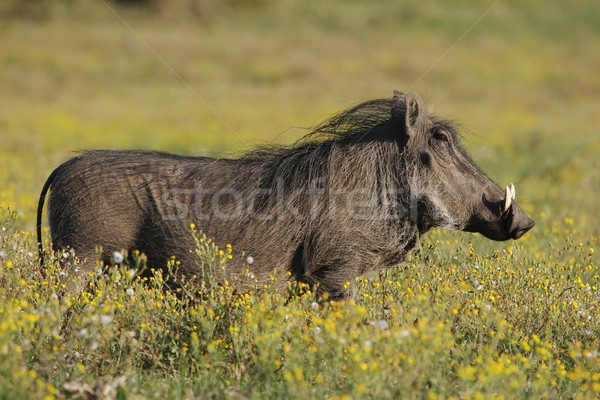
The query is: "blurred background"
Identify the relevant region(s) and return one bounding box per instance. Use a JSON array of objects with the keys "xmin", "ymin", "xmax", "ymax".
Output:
[{"xmin": 1, "ymin": 0, "xmax": 599, "ymax": 241}]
